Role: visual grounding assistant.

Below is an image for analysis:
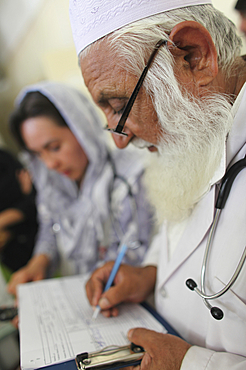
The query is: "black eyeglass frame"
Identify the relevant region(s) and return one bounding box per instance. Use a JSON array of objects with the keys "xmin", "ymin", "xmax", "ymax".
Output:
[{"xmin": 105, "ymin": 39, "xmax": 167, "ymax": 137}]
